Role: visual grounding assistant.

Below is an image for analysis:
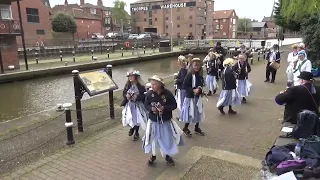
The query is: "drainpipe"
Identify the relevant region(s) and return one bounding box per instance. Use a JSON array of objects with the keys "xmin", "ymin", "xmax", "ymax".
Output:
[{"xmin": 17, "ymin": 0, "xmax": 28, "ymax": 70}]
